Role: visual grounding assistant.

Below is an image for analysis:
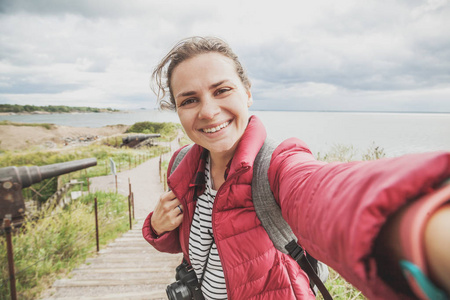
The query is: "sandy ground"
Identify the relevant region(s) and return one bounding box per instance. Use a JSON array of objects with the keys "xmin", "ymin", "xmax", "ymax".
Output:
[{"xmin": 0, "ymin": 124, "xmax": 130, "ymax": 151}]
